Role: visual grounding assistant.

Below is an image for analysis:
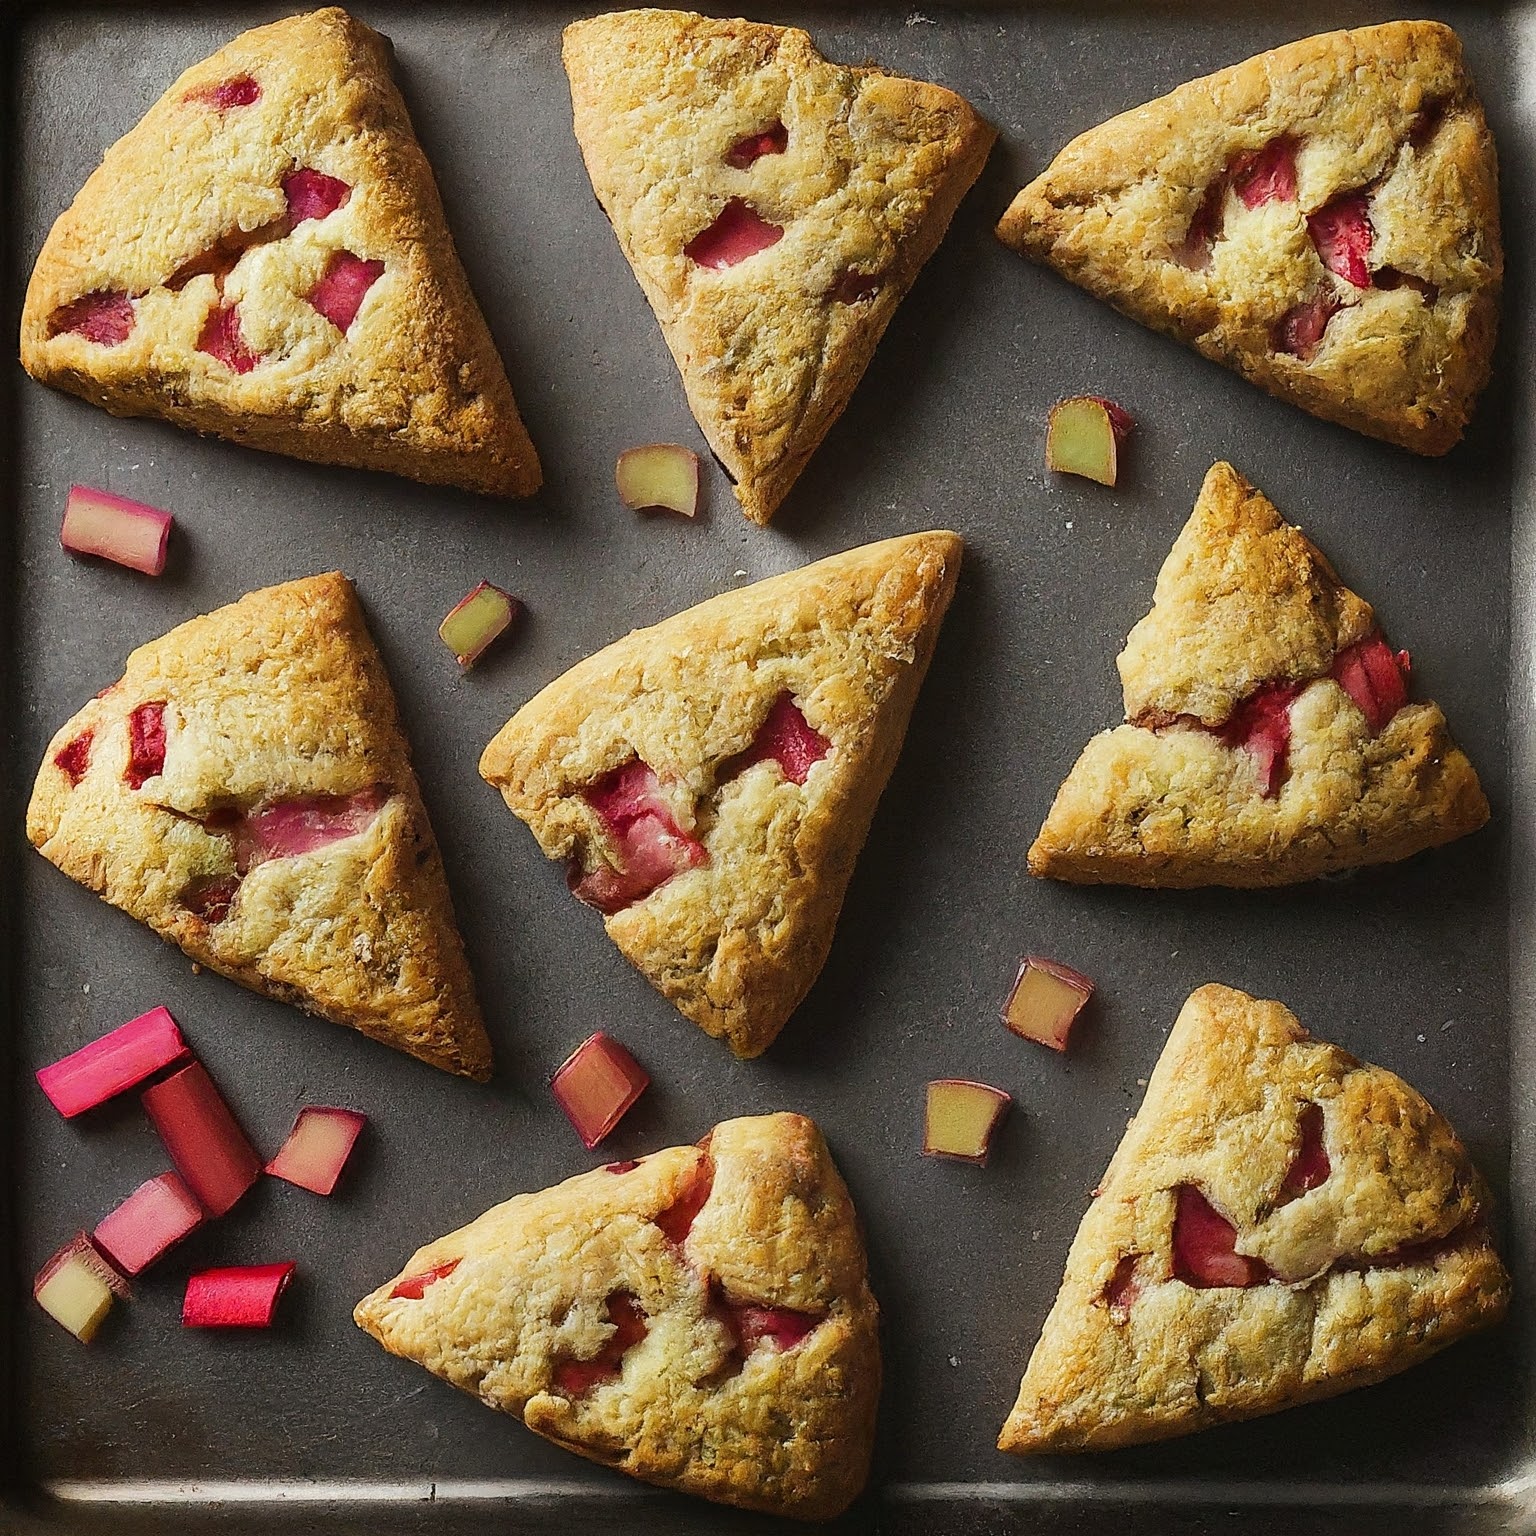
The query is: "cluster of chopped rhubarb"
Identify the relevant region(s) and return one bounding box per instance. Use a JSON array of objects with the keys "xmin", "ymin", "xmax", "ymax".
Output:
[{"xmin": 32, "ymin": 1006, "xmax": 367, "ymax": 1341}]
